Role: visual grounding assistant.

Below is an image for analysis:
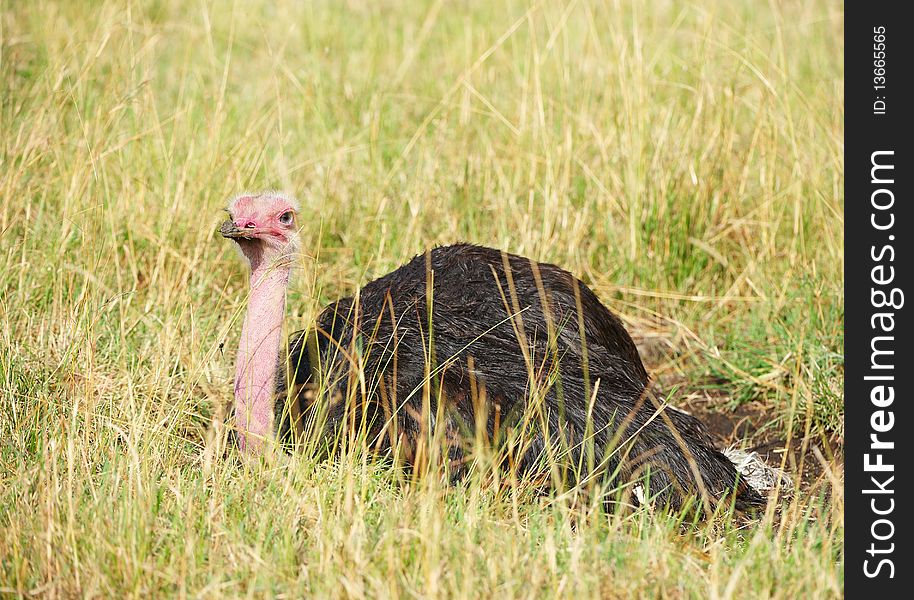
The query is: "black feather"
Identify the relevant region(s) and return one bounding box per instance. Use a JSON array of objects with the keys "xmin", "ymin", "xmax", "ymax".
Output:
[{"xmin": 273, "ymin": 243, "xmax": 764, "ymax": 511}]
